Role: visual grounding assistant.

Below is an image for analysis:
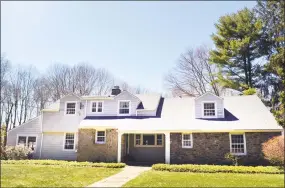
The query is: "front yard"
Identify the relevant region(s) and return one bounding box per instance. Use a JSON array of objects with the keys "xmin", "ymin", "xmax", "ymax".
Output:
[
  {"xmin": 1, "ymin": 163, "xmax": 122, "ymax": 187},
  {"xmin": 123, "ymin": 170, "xmax": 284, "ymax": 187}
]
